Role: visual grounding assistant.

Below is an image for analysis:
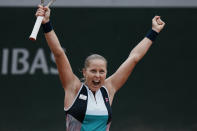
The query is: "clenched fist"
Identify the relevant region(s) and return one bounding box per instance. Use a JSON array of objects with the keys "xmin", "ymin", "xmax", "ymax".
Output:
[
  {"xmin": 152, "ymin": 16, "xmax": 165, "ymax": 33},
  {"xmin": 35, "ymin": 5, "xmax": 51, "ymax": 24}
]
